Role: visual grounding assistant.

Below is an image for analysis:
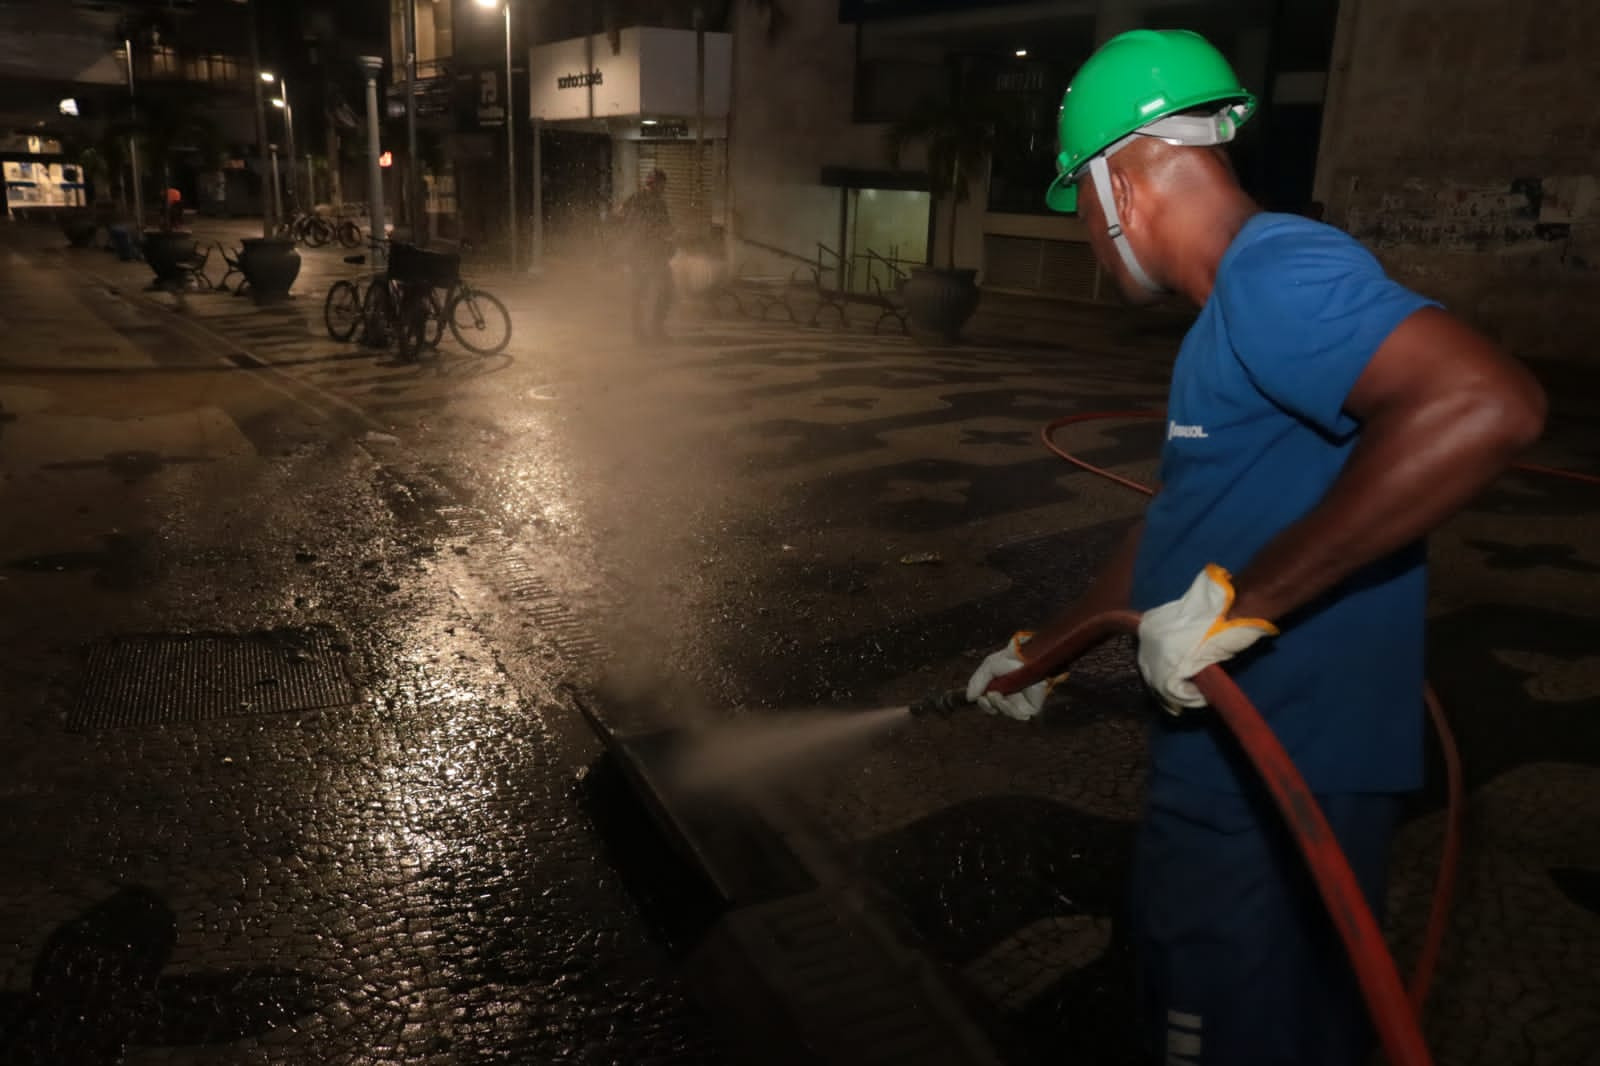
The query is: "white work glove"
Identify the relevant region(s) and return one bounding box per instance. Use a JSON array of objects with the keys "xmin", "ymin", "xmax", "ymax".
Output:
[
  {"xmin": 1137, "ymin": 564, "xmax": 1278, "ymax": 713},
  {"xmin": 966, "ymin": 631, "xmax": 1054, "ymax": 721}
]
